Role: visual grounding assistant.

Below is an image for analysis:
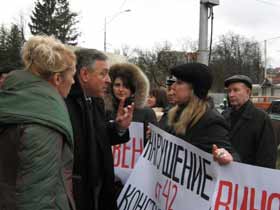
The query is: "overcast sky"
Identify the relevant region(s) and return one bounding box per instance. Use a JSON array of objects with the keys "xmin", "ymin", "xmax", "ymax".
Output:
[{"xmin": 1, "ymin": 0, "xmax": 280, "ymax": 67}]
